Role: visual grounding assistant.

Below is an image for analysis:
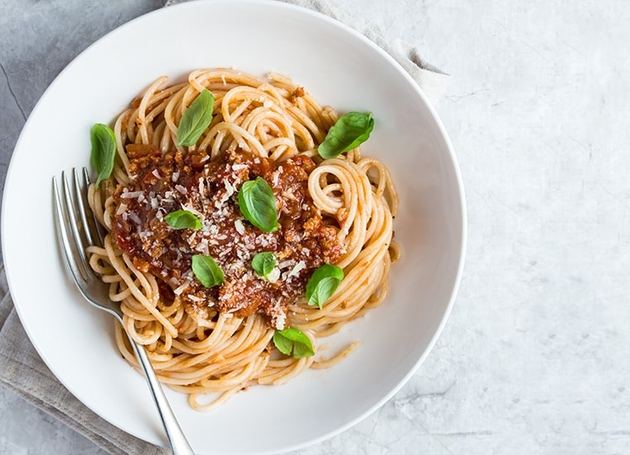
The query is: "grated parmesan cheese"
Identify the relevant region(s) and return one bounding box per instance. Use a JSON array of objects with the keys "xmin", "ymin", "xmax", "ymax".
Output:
[
  {"xmin": 173, "ymin": 281, "xmax": 189, "ymax": 295},
  {"xmin": 266, "ymin": 267, "xmax": 281, "ymax": 284},
  {"xmin": 234, "ymin": 219, "xmax": 245, "ymax": 235},
  {"xmin": 288, "ymin": 261, "xmax": 306, "ymax": 278},
  {"xmin": 120, "ymin": 191, "xmax": 143, "ymax": 199}
]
